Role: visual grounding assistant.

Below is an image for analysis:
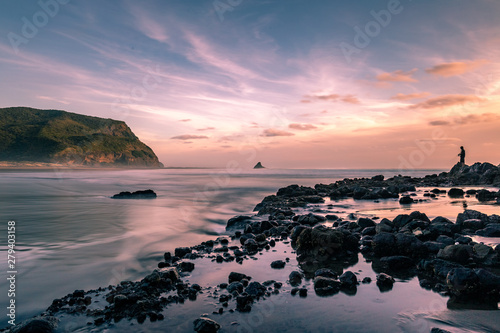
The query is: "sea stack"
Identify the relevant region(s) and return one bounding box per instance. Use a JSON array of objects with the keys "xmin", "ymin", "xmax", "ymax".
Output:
[{"xmin": 253, "ymin": 162, "xmax": 265, "ymax": 169}]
